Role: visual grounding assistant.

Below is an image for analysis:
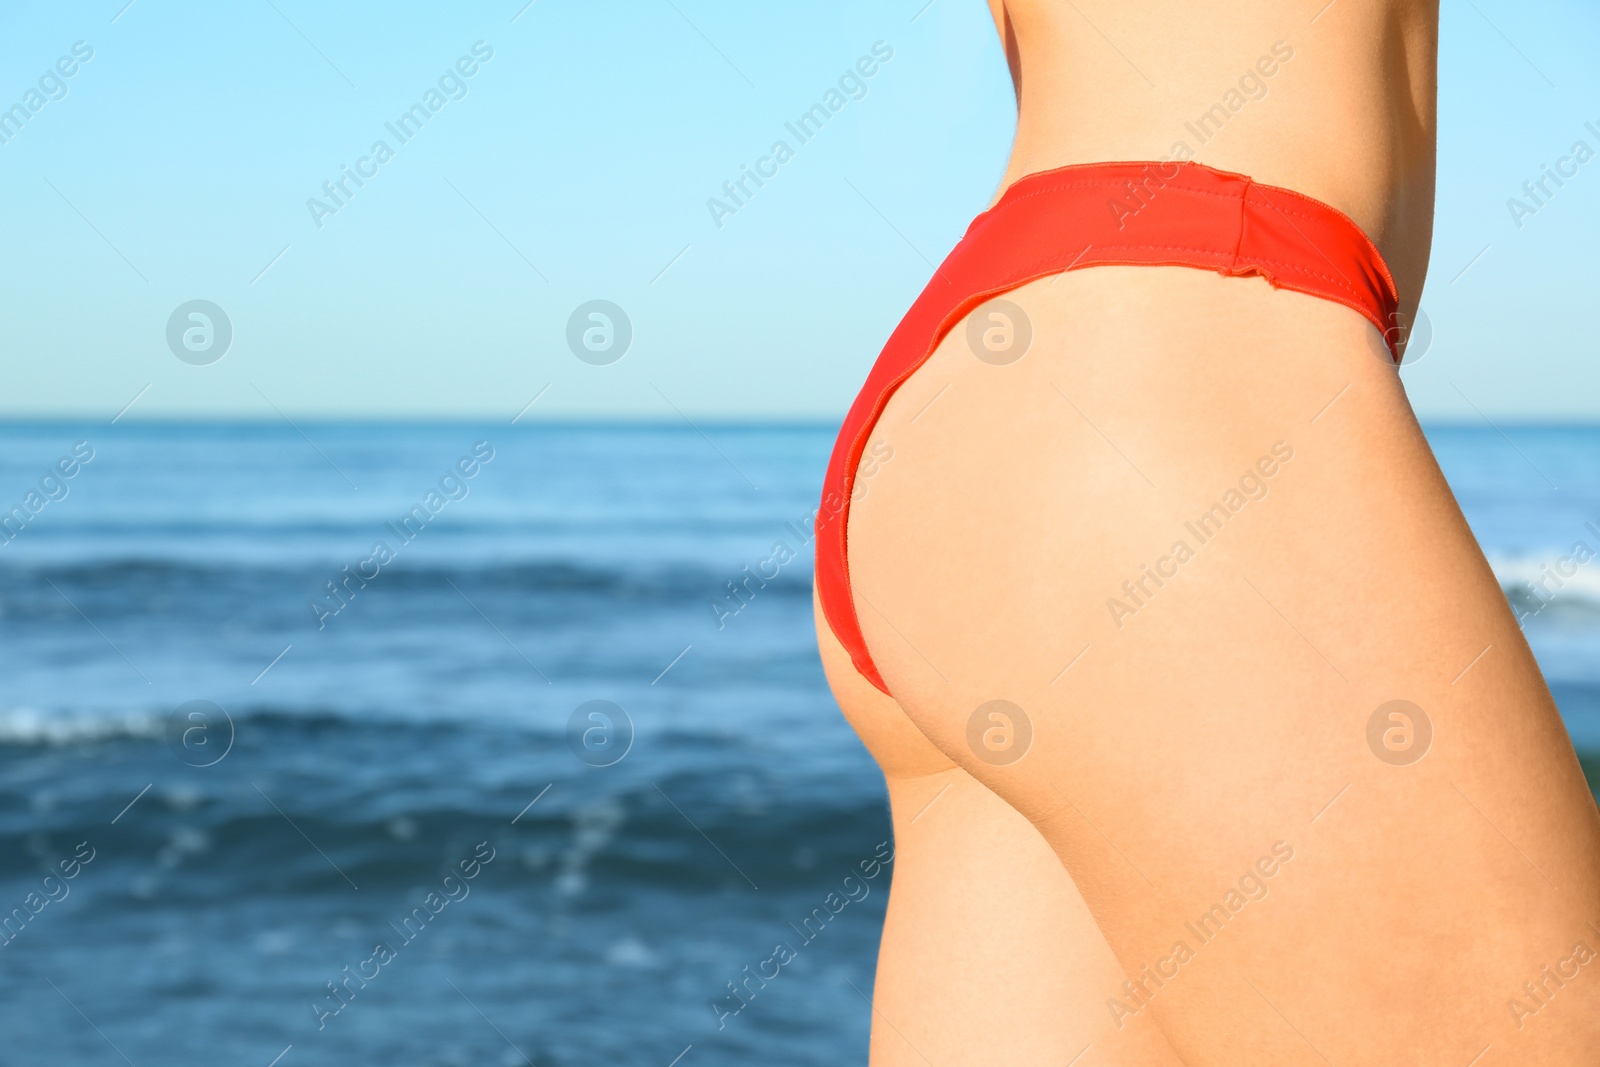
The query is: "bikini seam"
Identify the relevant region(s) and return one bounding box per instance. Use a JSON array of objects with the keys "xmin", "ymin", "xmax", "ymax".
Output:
[
  {"xmin": 984, "ymin": 242, "xmax": 1368, "ymax": 299},
  {"xmin": 988, "ymin": 181, "xmax": 1347, "ymax": 230}
]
